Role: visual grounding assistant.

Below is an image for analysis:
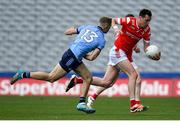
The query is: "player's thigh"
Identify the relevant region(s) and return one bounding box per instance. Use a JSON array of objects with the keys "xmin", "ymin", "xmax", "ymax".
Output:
[
  {"xmin": 117, "ymin": 59, "xmax": 137, "ymax": 76},
  {"xmin": 103, "ymin": 65, "xmax": 119, "ymax": 84},
  {"xmin": 49, "ymin": 64, "xmax": 67, "ymax": 80},
  {"xmin": 74, "ymin": 63, "xmax": 92, "ymax": 80}
]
